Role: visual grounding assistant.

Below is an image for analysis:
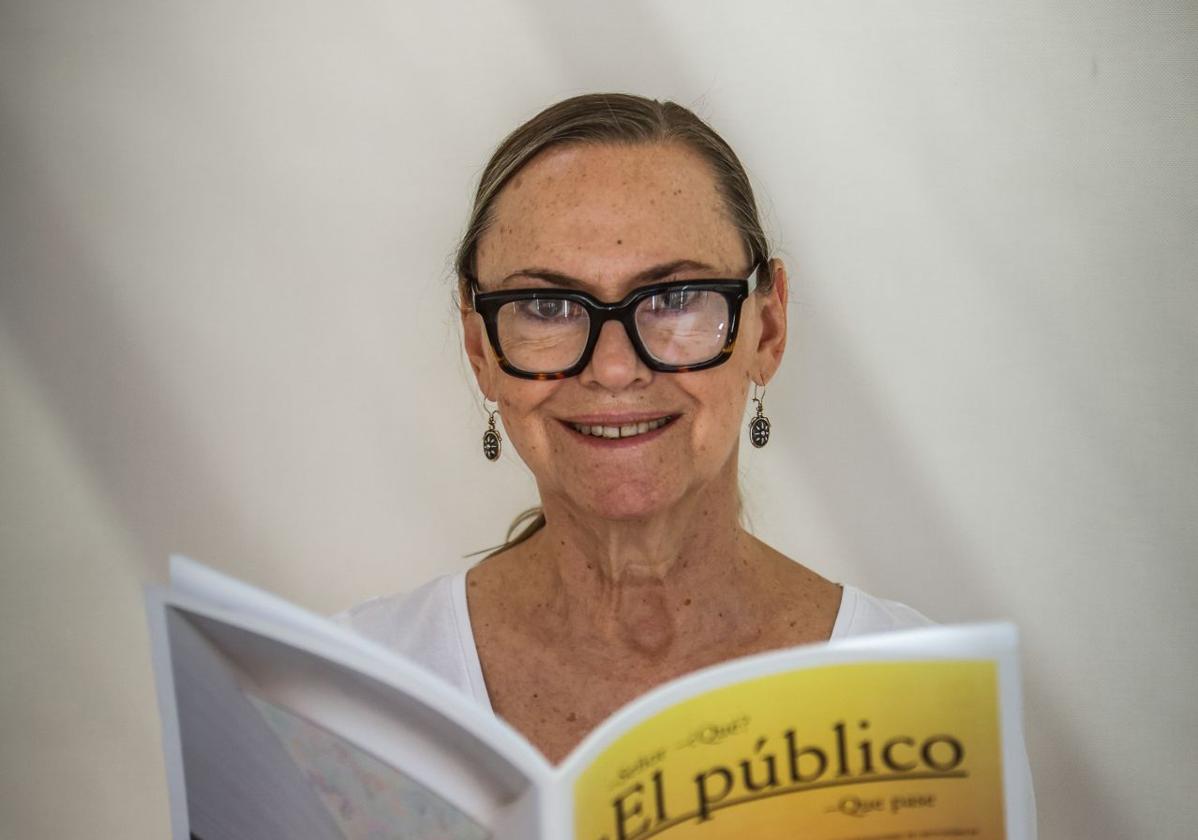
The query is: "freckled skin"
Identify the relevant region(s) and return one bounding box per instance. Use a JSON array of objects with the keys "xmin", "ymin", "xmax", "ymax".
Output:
[
  {"xmin": 460, "ymin": 142, "xmax": 841, "ymax": 764},
  {"xmin": 471, "ymin": 143, "xmax": 753, "ymax": 519}
]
